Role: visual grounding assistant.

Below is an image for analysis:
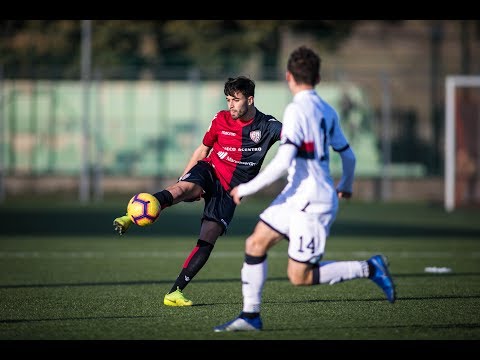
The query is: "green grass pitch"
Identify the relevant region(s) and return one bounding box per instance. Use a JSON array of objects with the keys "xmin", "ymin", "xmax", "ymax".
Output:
[{"xmin": 0, "ymin": 196, "xmax": 479, "ymax": 345}]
